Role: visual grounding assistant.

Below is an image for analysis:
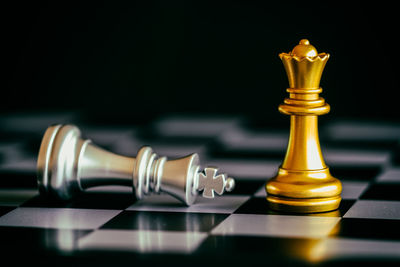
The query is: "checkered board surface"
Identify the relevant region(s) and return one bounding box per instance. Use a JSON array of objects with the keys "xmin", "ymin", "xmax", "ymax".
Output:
[{"xmin": 1, "ymin": 112, "xmax": 400, "ymax": 266}]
